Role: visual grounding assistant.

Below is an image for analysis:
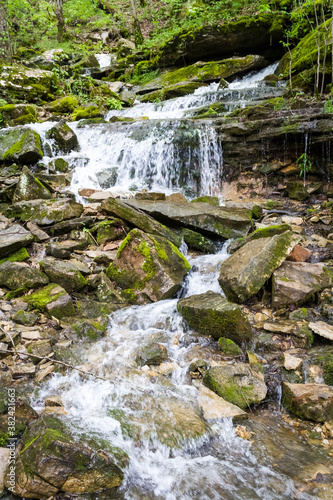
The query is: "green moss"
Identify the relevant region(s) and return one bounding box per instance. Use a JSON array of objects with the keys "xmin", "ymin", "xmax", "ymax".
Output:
[
  {"xmin": 191, "ymin": 195, "xmax": 219, "ymax": 205},
  {"xmin": 0, "ymin": 247, "xmax": 29, "ymax": 265},
  {"xmin": 218, "ymin": 337, "xmax": 242, "ymax": 356},
  {"xmin": 72, "ymin": 105, "xmax": 103, "ymax": 120},
  {"xmin": 204, "ymin": 370, "xmax": 255, "ymax": 410},
  {"xmin": 317, "ymin": 353, "xmax": 333, "ymax": 386},
  {"xmin": 49, "ymin": 96, "xmax": 78, "ymax": 113},
  {"xmin": 22, "ymin": 283, "xmax": 65, "ymax": 311},
  {"xmin": 0, "ymin": 431, "xmax": 9, "ymax": 446}
]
